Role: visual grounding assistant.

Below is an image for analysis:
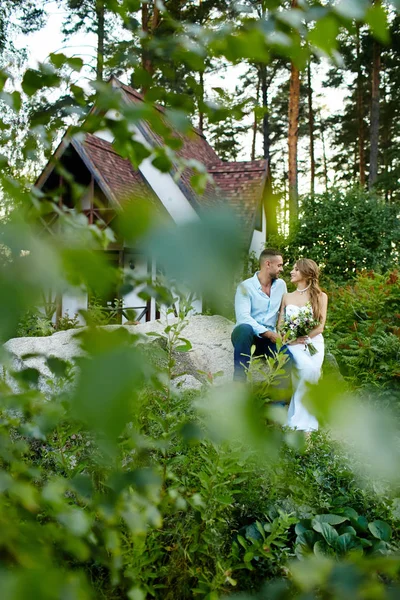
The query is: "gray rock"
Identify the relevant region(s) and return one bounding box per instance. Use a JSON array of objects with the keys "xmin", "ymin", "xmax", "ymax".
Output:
[{"xmin": 2, "ymin": 315, "xmax": 236, "ymax": 392}]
